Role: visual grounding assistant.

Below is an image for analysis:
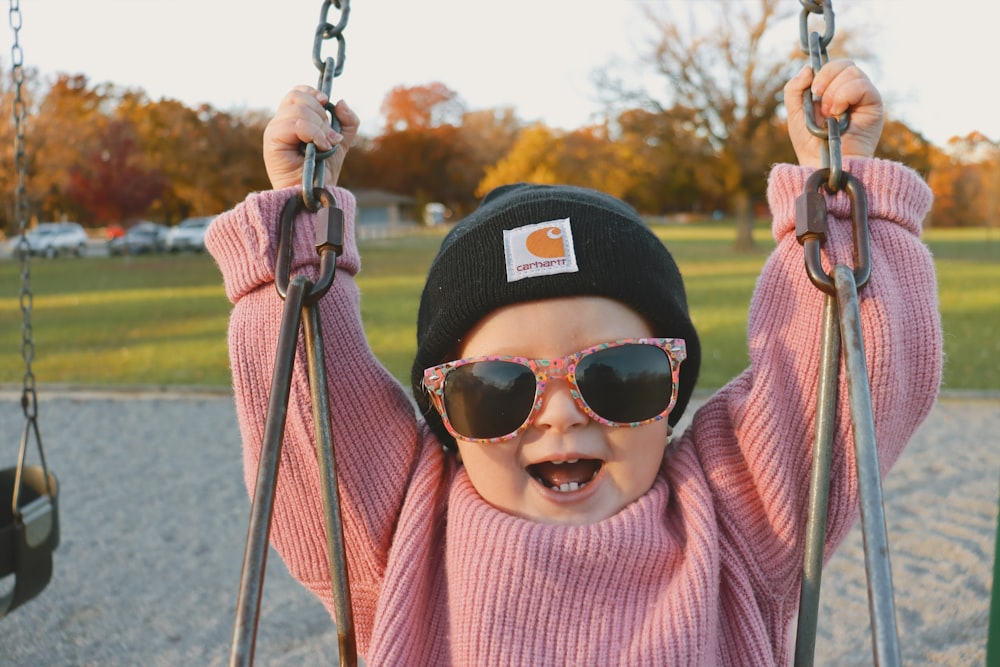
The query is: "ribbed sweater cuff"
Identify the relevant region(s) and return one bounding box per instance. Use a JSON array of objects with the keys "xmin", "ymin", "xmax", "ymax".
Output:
[
  {"xmin": 767, "ymin": 159, "xmax": 933, "ymax": 243},
  {"xmin": 205, "ymin": 186, "xmax": 359, "ymax": 303}
]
